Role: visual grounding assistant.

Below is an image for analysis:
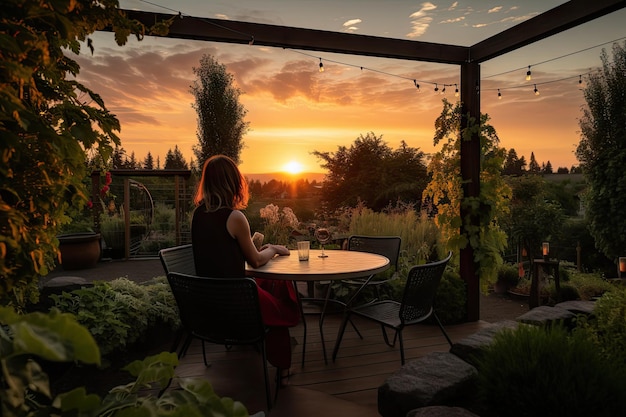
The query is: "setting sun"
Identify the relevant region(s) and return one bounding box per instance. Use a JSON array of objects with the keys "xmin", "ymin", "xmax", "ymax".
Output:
[{"xmin": 283, "ymin": 160, "xmax": 304, "ymax": 175}]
